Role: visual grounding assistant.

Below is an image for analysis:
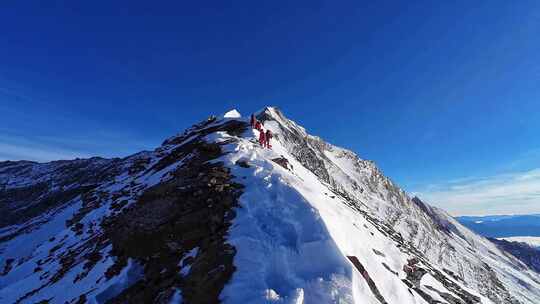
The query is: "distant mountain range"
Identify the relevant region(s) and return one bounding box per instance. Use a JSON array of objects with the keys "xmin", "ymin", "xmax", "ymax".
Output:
[
  {"xmin": 497, "ymin": 236, "xmax": 540, "ymax": 248},
  {"xmin": 456, "ymin": 214, "xmax": 540, "ymax": 274},
  {"xmin": 456, "ymin": 214, "xmax": 540, "ymax": 238}
]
